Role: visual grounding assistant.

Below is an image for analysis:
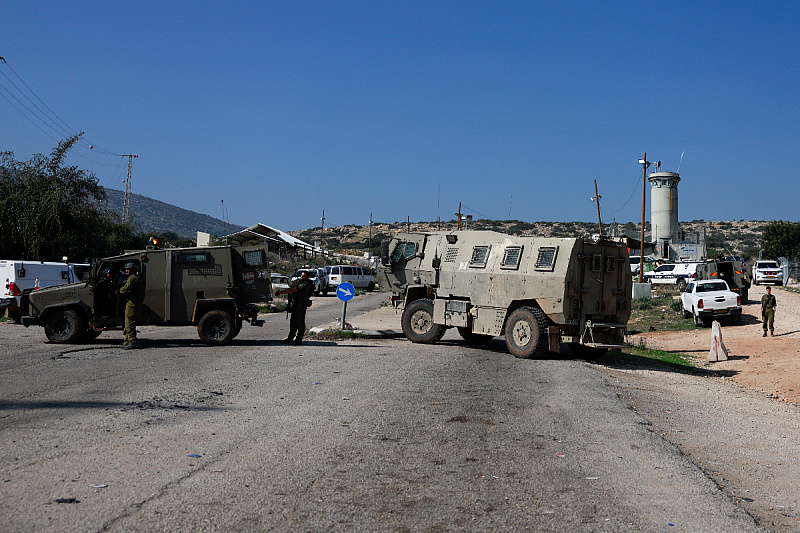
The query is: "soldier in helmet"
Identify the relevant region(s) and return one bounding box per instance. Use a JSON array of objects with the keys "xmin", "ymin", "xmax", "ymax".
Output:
[
  {"xmin": 118, "ymin": 262, "xmax": 145, "ymax": 349},
  {"xmin": 276, "ymin": 270, "xmax": 314, "ymax": 345}
]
